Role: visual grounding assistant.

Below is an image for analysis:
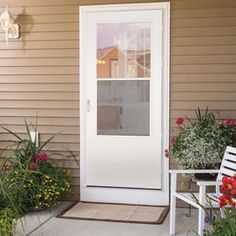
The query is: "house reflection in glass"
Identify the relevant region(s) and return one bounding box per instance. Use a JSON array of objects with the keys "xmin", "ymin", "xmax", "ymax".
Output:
[{"xmin": 97, "ymin": 23, "xmax": 151, "ymax": 78}]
